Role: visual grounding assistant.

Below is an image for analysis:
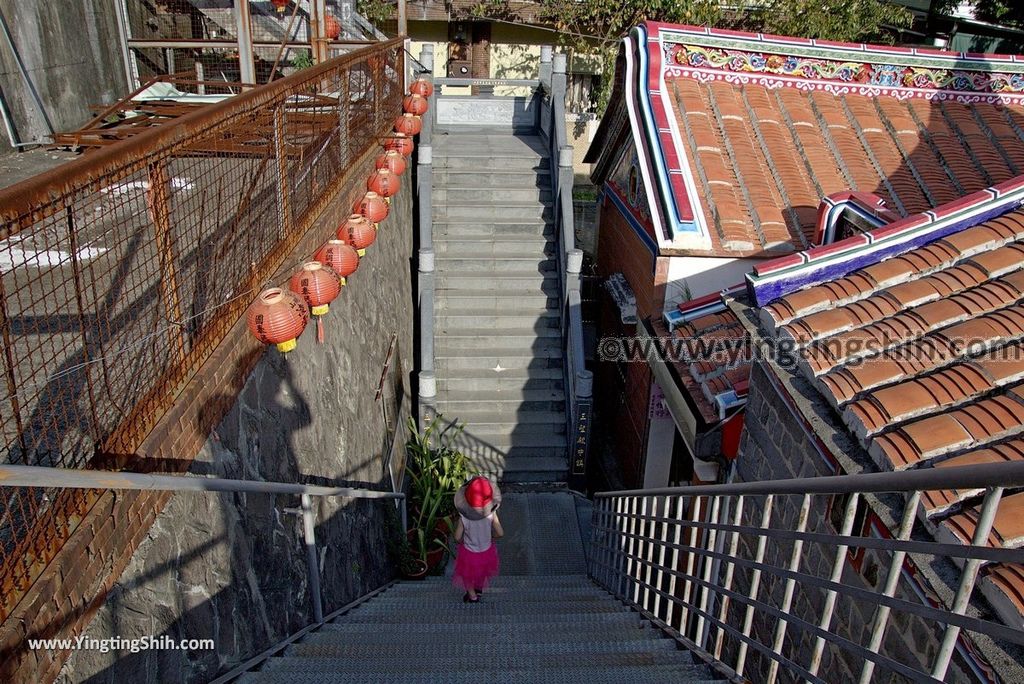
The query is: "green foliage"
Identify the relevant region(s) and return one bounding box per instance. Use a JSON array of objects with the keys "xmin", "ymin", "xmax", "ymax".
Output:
[
  {"xmin": 736, "ymin": 1, "xmax": 912, "ymax": 44},
  {"xmin": 358, "ymin": 0, "xmax": 395, "ymax": 29},
  {"xmin": 931, "ymin": 0, "xmax": 1024, "ymax": 28},
  {"xmin": 291, "ymin": 50, "xmax": 314, "ymax": 70},
  {"xmin": 404, "ymin": 416, "xmax": 474, "ymax": 563},
  {"xmin": 469, "ymin": 0, "xmax": 911, "ymax": 120}
]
